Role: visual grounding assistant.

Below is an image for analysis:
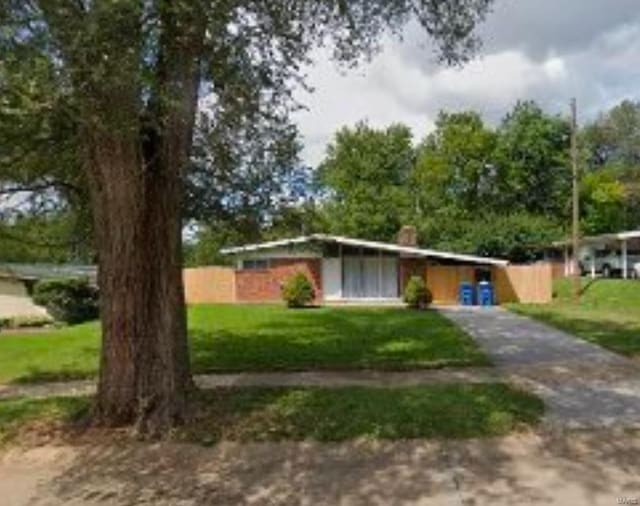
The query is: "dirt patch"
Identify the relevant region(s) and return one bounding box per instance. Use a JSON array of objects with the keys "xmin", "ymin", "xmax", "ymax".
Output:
[{"xmin": 1, "ymin": 429, "xmax": 639, "ymax": 505}]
